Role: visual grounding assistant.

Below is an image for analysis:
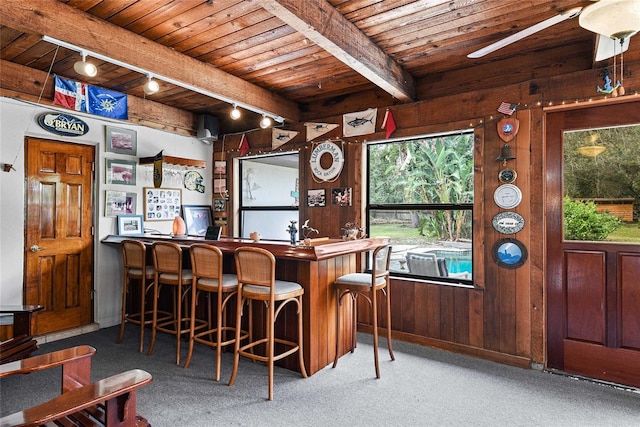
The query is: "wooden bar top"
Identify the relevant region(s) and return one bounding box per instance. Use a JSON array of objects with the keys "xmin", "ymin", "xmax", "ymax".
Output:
[{"xmin": 101, "ymin": 234, "xmax": 388, "ymax": 261}]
